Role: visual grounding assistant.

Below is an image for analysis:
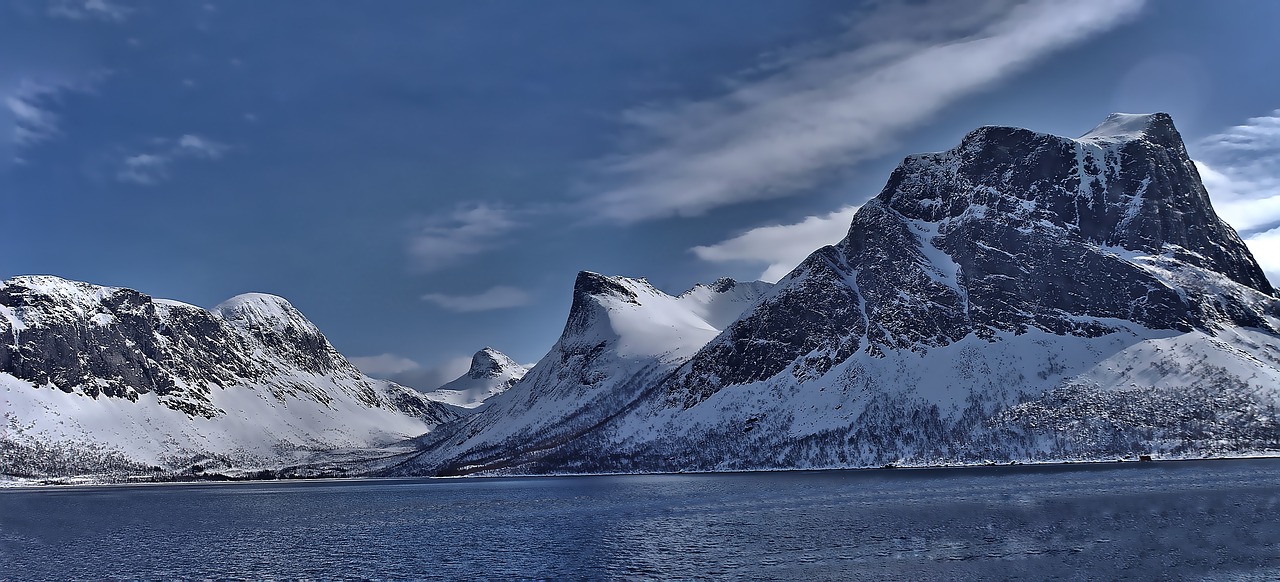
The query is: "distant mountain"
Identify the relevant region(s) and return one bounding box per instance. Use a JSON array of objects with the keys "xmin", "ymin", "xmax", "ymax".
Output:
[
  {"xmin": 386, "ymin": 274, "xmax": 773, "ymax": 475},
  {"xmin": 0, "ymin": 276, "xmax": 457, "ymax": 480},
  {"xmin": 400, "ymin": 112, "xmax": 1280, "ymax": 476},
  {"xmin": 422, "ymin": 347, "xmax": 528, "ymax": 410}
]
